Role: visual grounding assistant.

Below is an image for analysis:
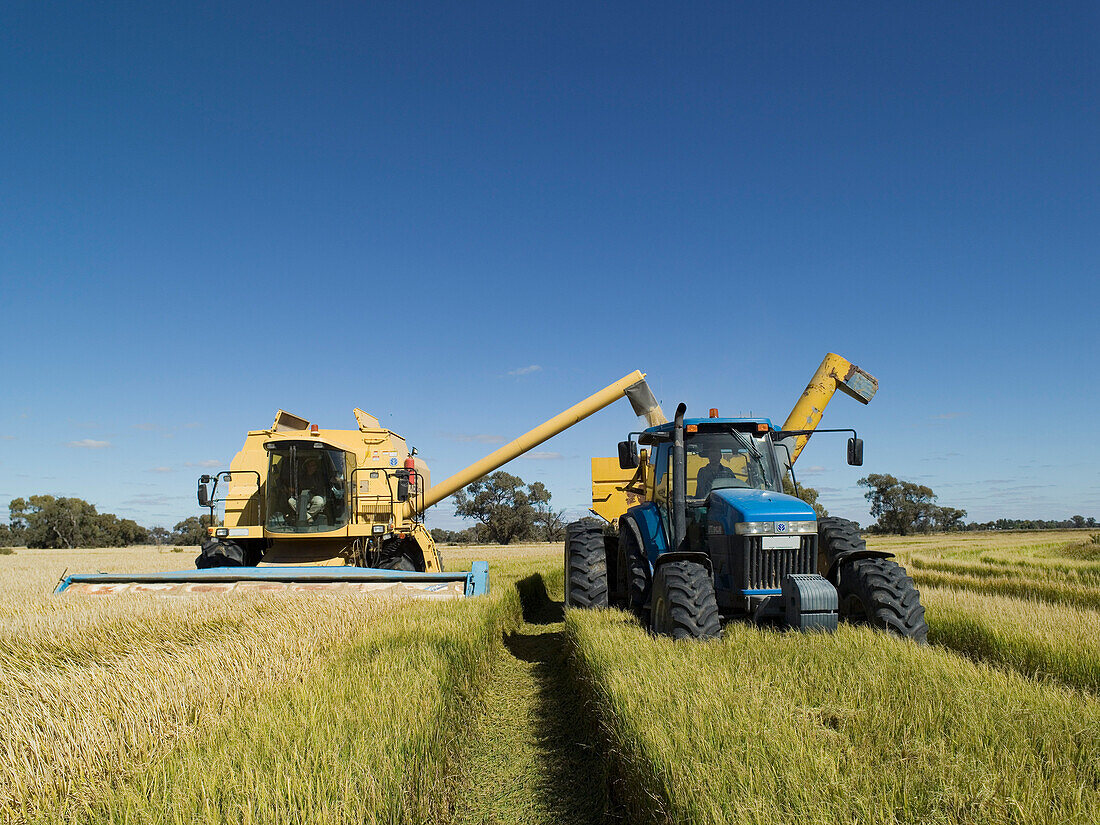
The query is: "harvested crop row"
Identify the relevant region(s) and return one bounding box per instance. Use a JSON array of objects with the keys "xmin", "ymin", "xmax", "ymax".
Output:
[
  {"xmin": 977, "ymin": 553, "xmax": 1100, "ymax": 575},
  {"xmin": 567, "ymin": 610, "xmax": 1100, "ymax": 825},
  {"xmin": 909, "ymin": 567, "xmax": 1100, "ymax": 608},
  {"xmin": 922, "ymin": 585, "xmax": 1100, "ymax": 693},
  {"xmin": 61, "ymin": 588, "xmax": 521, "ymax": 825},
  {"xmin": 908, "ymin": 554, "xmax": 1100, "ymax": 585},
  {"xmin": 2, "ymin": 596, "xmax": 402, "ymax": 820}
]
